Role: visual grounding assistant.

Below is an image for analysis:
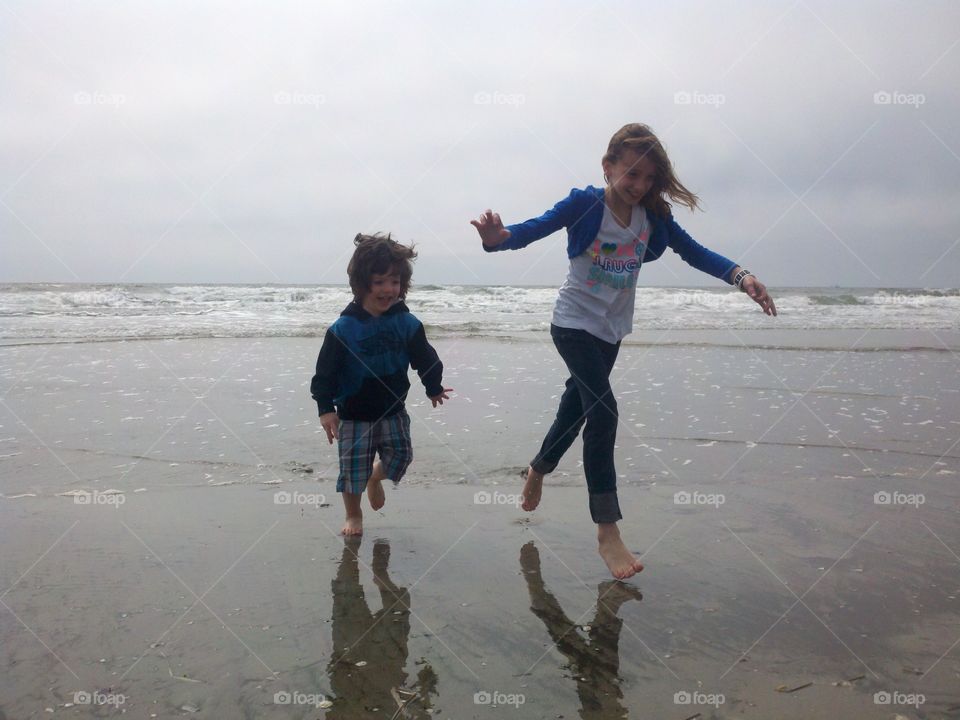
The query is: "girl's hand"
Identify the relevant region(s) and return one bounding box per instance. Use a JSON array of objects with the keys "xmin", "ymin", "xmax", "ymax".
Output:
[
  {"xmin": 470, "ymin": 209, "xmax": 511, "ymax": 248},
  {"xmin": 429, "ymin": 388, "xmax": 453, "ymax": 407},
  {"xmin": 320, "ymin": 411, "xmax": 339, "ymax": 444},
  {"xmin": 741, "ymin": 276, "xmax": 777, "ymax": 316}
]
